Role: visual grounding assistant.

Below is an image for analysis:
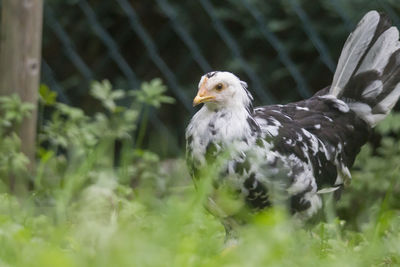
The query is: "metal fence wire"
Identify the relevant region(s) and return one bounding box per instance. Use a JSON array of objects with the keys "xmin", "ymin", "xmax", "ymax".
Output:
[{"xmin": 30, "ymin": 0, "xmax": 400, "ymax": 154}]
